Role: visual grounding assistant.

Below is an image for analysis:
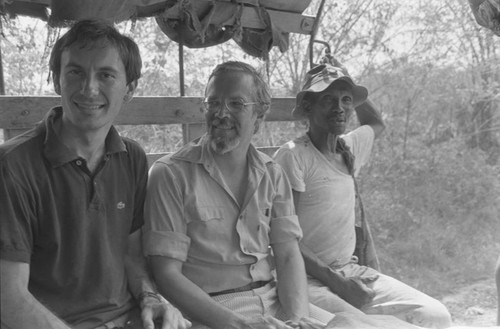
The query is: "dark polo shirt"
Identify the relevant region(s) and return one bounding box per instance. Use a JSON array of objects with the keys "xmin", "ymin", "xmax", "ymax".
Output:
[{"xmin": 0, "ymin": 107, "xmax": 148, "ymax": 328}]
